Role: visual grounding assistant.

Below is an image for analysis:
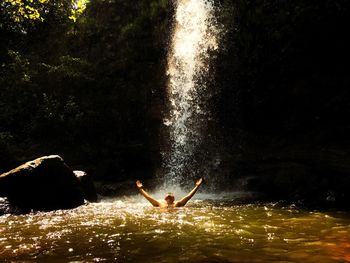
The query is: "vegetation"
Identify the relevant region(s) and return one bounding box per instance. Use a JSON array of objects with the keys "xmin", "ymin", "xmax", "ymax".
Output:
[
  {"xmin": 1, "ymin": 0, "xmax": 349, "ymax": 204},
  {"xmin": 0, "ymin": 0, "xmax": 171, "ymax": 180},
  {"xmin": 212, "ymin": 0, "xmax": 350, "ymax": 206}
]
